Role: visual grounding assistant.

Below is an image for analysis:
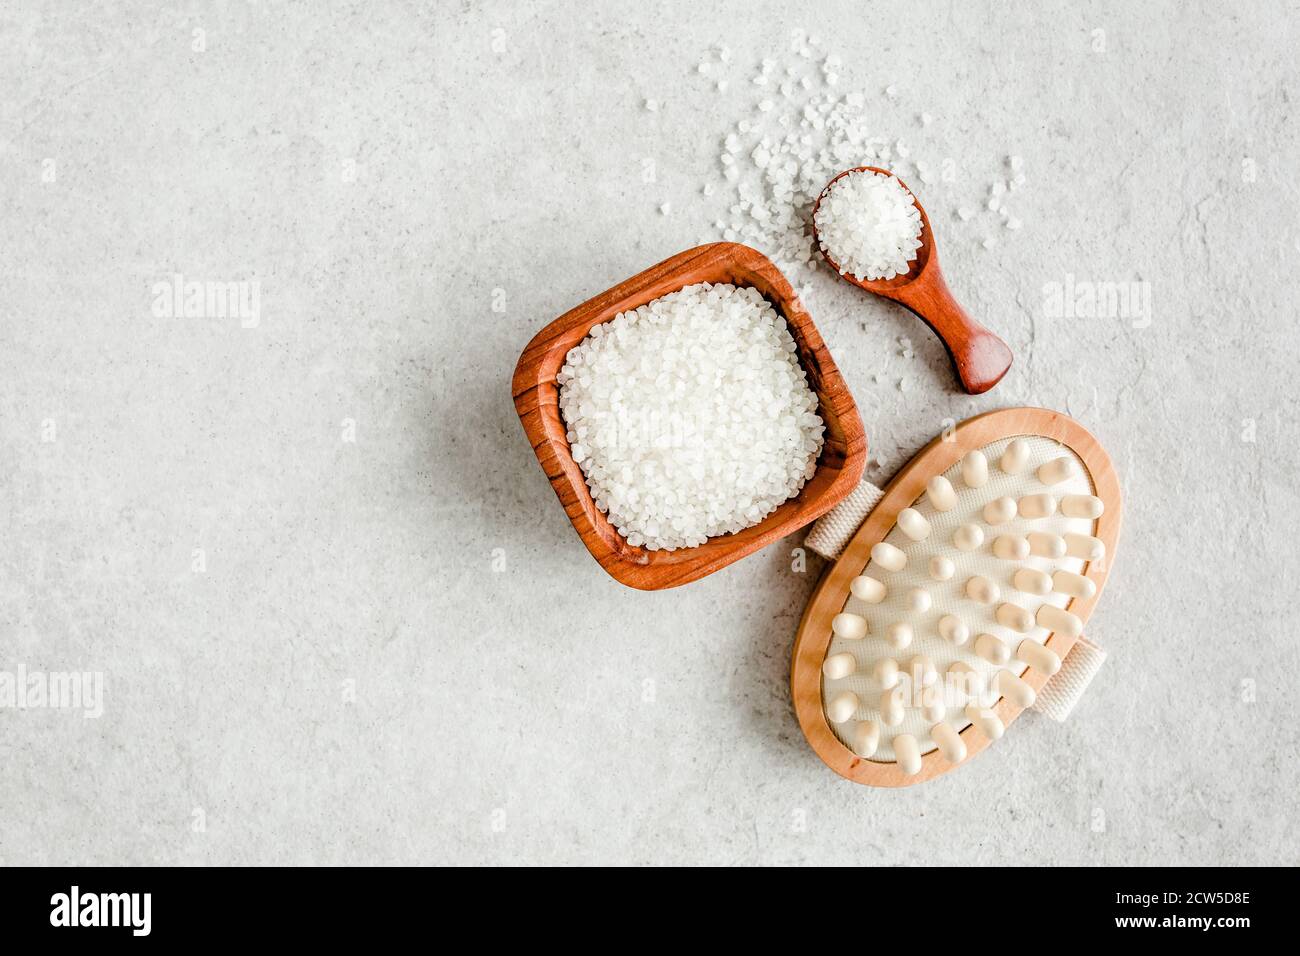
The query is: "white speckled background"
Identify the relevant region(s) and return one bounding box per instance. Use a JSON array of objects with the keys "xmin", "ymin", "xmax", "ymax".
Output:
[{"xmin": 2, "ymin": 0, "xmax": 1297, "ymax": 865}]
